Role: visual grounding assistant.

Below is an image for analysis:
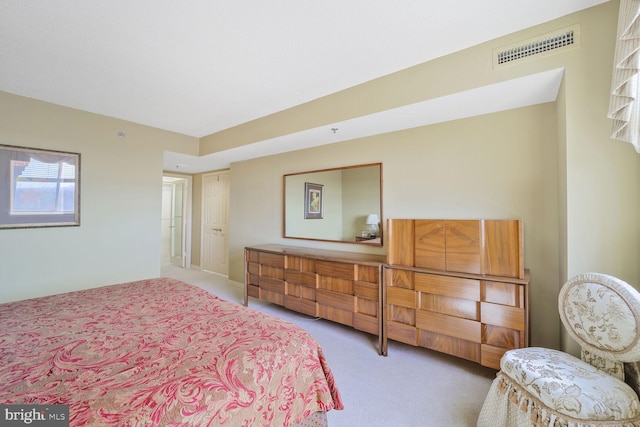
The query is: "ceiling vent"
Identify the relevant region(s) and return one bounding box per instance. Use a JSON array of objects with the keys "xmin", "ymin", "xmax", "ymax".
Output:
[{"xmin": 494, "ymin": 25, "xmax": 580, "ymax": 68}]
